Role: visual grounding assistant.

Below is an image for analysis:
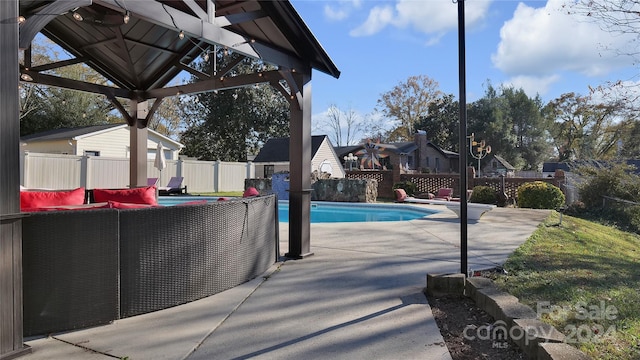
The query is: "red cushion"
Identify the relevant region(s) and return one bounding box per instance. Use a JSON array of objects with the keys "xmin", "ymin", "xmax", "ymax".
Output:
[
  {"xmin": 106, "ymin": 201, "xmax": 157, "ymax": 209},
  {"xmin": 394, "ymin": 188, "xmax": 407, "ymax": 202},
  {"xmin": 93, "ymin": 186, "xmax": 157, "ymax": 205},
  {"xmin": 436, "ymin": 188, "xmax": 453, "ymax": 198},
  {"xmin": 176, "ymin": 200, "xmax": 208, "ymax": 206},
  {"xmin": 20, "ymin": 187, "xmax": 85, "ymax": 210}
]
